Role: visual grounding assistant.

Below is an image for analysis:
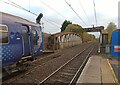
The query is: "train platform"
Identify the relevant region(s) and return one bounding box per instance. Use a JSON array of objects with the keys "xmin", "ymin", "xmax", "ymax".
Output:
[
  {"xmin": 76, "ymin": 55, "xmax": 118, "ymax": 84},
  {"xmin": 108, "ymin": 57, "xmax": 120, "ymax": 84}
]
